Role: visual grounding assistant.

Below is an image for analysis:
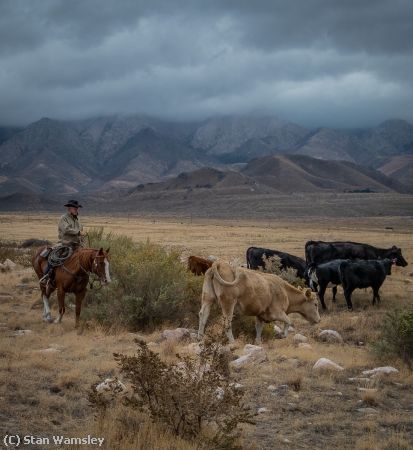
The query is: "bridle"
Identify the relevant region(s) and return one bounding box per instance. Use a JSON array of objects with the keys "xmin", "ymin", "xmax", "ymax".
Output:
[{"xmin": 60, "ymin": 250, "xmax": 109, "ymax": 289}]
